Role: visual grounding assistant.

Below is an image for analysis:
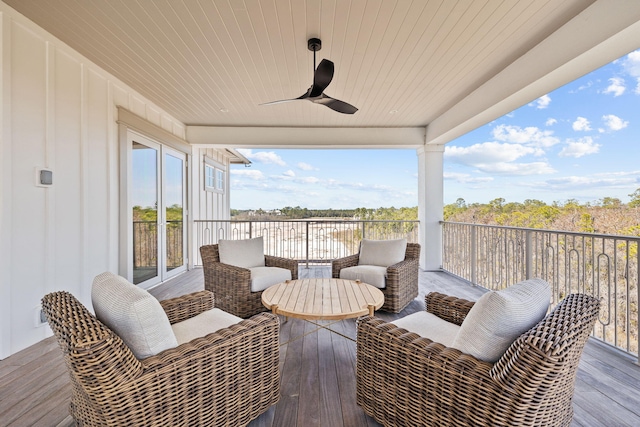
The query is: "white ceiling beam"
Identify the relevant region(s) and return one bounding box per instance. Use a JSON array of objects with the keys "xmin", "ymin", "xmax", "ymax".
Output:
[
  {"xmin": 426, "ymin": 0, "xmax": 640, "ymax": 146},
  {"xmin": 186, "ymin": 126, "xmax": 426, "ymax": 149}
]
